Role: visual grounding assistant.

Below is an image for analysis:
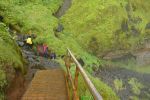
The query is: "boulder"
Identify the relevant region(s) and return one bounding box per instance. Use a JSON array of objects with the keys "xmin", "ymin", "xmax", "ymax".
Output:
[
  {"xmin": 0, "ymin": 16, "xmax": 3, "ymax": 22},
  {"xmin": 17, "ymin": 41, "xmax": 24, "ymax": 47},
  {"xmin": 77, "ymin": 58, "xmax": 85, "ymax": 66},
  {"xmin": 145, "ymin": 22, "xmax": 150, "ymax": 30},
  {"xmin": 56, "ymin": 24, "xmax": 64, "ymax": 32}
]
